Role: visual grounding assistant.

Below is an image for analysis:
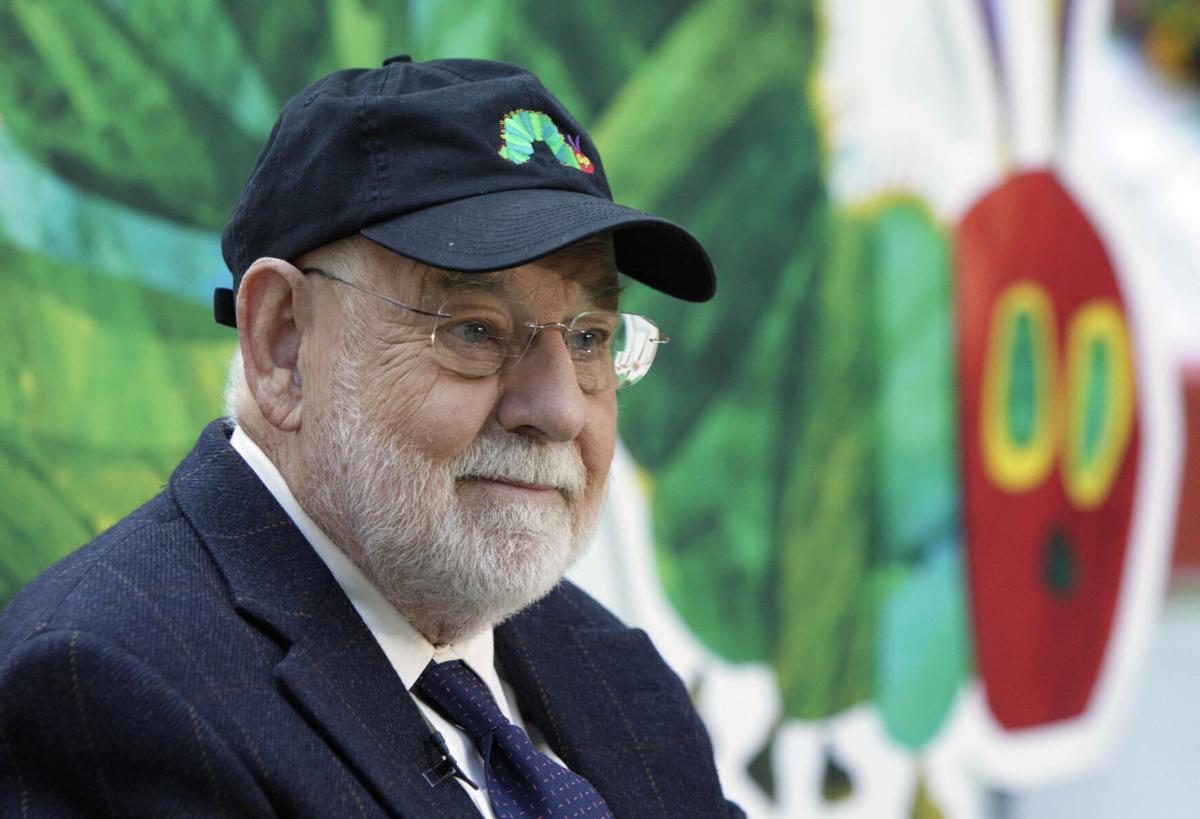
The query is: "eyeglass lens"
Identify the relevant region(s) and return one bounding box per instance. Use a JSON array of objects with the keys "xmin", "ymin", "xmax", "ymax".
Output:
[{"xmin": 430, "ymin": 295, "xmax": 663, "ymax": 391}]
